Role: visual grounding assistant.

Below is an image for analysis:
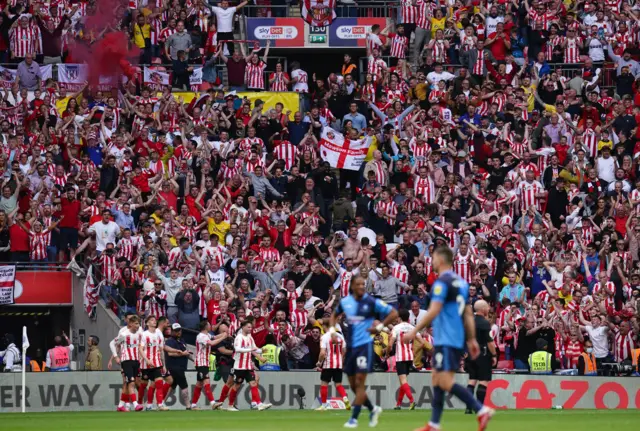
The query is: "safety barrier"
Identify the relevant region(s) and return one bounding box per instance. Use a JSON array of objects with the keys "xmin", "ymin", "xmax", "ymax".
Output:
[
  {"xmin": 0, "ymin": 372, "xmax": 638, "ymax": 412},
  {"xmin": 241, "ymin": 2, "xmax": 400, "ymax": 18}
]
